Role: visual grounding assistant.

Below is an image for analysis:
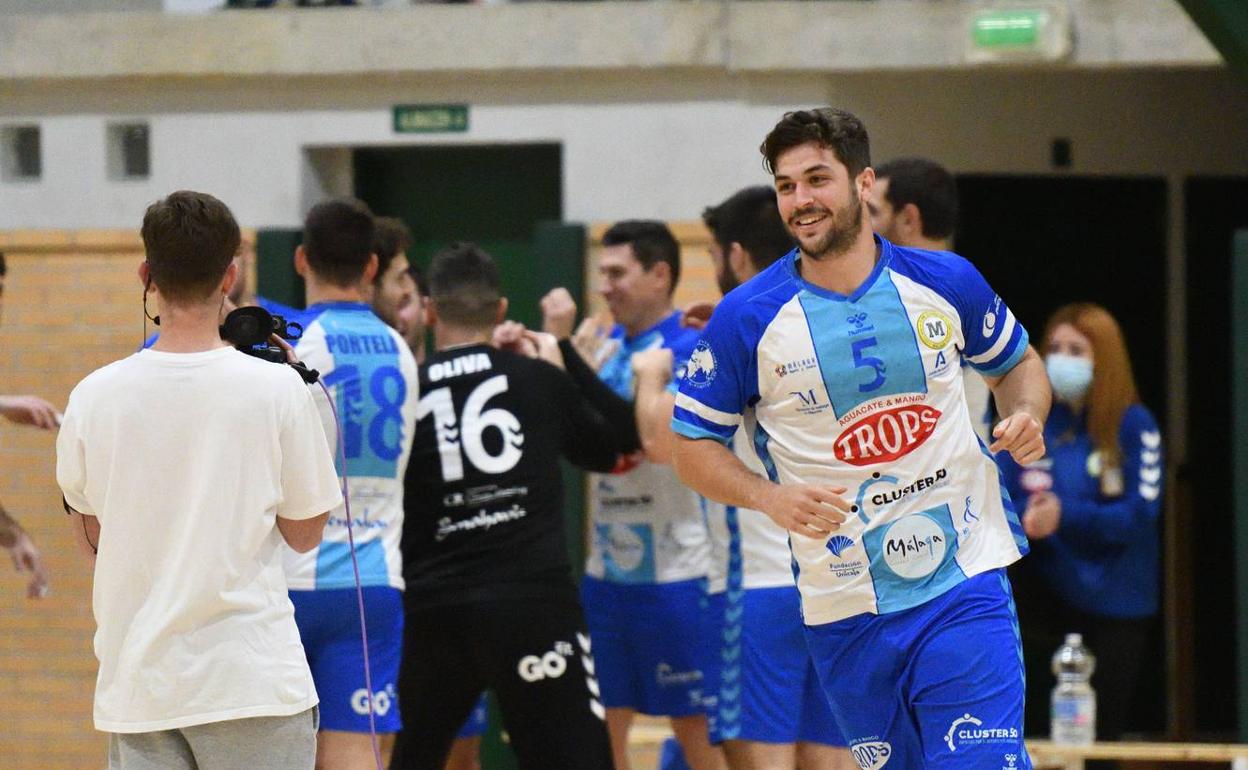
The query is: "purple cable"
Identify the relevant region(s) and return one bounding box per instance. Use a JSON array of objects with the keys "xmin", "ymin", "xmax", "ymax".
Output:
[{"xmin": 317, "ymin": 379, "xmax": 385, "ymax": 770}]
